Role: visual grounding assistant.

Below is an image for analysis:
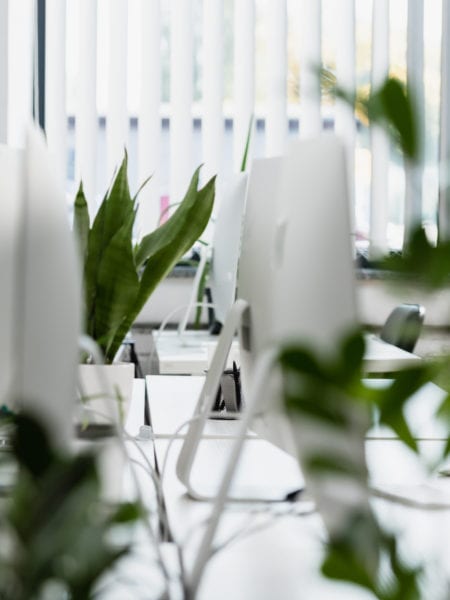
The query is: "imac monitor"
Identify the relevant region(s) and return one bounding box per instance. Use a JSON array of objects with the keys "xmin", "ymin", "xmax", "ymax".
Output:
[
  {"xmin": 238, "ymin": 136, "xmax": 358, "ymax": 451},
  {"xmin": 176, "ymin": 172, "xmax": 248, "ymax": 338},
  {"xmin": 176, "ymin": 136, "xmax": 364, "ymax": 596},
  {"xmin": 0, "ymin": 126, "xmax": 81, "ymax": 448},
  {"xmin": 208, "ymin": 172, "xmax": 248, "ymax": 326}
]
